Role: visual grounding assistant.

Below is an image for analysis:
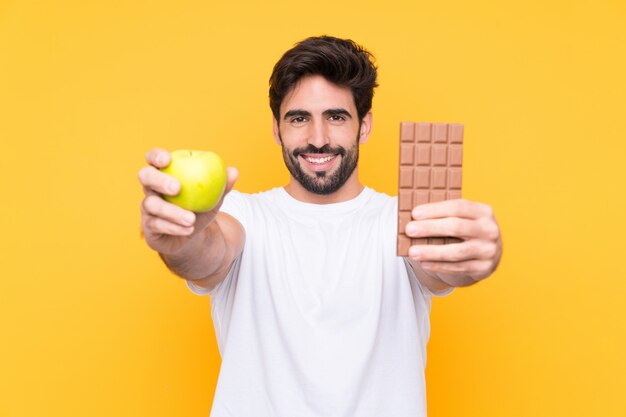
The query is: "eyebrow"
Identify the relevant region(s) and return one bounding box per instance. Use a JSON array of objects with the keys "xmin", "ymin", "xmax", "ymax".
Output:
[
  {"xmin": 323, "ymin": 108, "xmax": 353, "ymax": 119},
  {"xmin": 283, "ymin": 109, "xmax": 311, "ymax": 120},
  {"xmin": 283, "ymin": 108, "xmax": 353, "ymax": 121}
]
